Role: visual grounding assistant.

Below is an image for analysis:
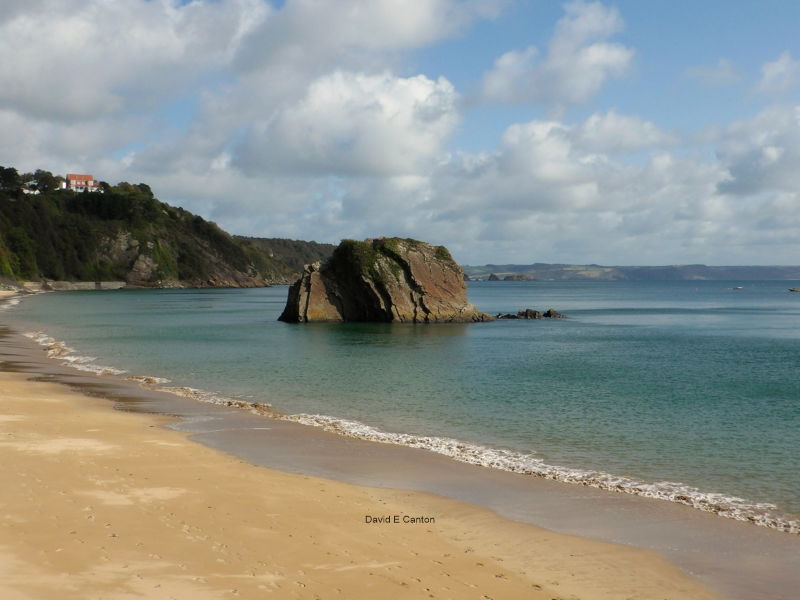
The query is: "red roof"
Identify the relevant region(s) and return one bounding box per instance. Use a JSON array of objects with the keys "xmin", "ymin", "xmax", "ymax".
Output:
[{"xmin": 66, "ymin": 173, "xmax": 94, "ymax": 180}]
